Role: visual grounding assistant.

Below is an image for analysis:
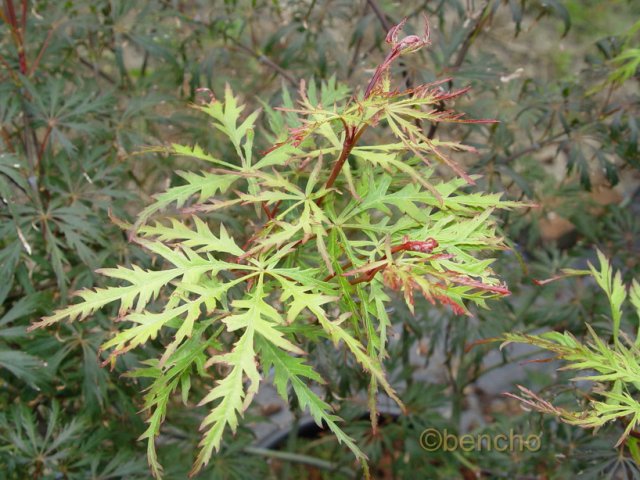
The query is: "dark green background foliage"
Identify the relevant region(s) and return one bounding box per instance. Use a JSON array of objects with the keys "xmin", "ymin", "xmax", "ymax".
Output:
[{"xmin": 0, "ymin": 0, "xmax": 638, "ymax": 478}]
